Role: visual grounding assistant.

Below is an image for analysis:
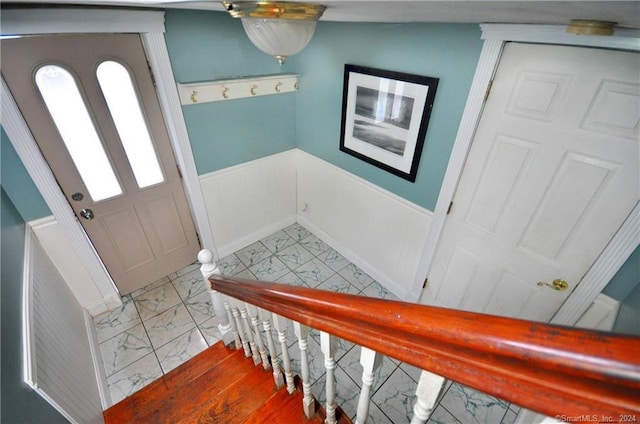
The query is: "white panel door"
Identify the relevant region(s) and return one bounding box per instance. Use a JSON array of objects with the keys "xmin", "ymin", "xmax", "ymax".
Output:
[
  {"xmin": 3, "ymin": 34, "xmax": 201, "ymax": 294},
  {"xmin": 424, "ymin": 43, "xmax": 639, "ymax": 321}
]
